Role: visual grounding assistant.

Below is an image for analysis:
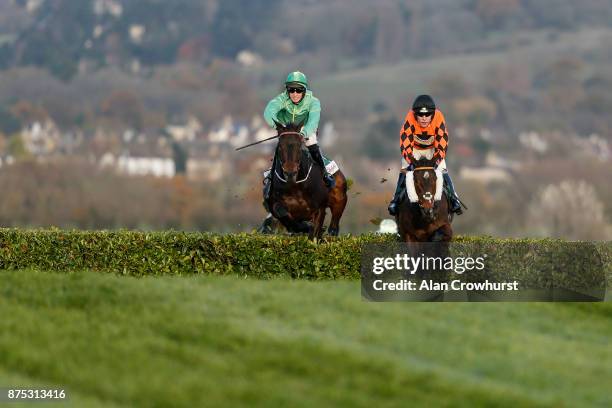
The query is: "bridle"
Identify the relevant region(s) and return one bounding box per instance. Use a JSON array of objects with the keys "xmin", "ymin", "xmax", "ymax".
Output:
[
  {"xmin": 412, "ymin": 166, "xmax": 438, "ymax": 210},
  {"xmin": 274, "ymin": 131, "xmax": 313, "ymax": 184}
]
